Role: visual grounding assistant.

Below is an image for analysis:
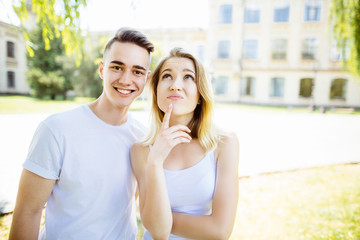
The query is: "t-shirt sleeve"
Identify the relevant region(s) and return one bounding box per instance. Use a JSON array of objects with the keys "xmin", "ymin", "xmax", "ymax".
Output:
[
  {"xmin": 128, "ymin": 114, "xmax": 148, "ymax": 140},
  {"xmin": 23, "ymin": 121, "xmax": 62, "ymax": 180}
]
